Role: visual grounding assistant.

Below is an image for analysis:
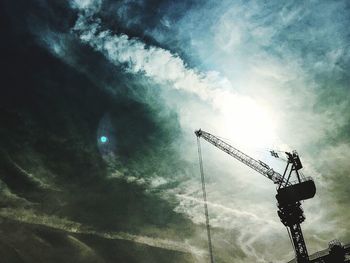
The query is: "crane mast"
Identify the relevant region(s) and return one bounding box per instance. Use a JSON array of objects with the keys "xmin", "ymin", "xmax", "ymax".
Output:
[{"xmin": 195, "ymin": 129, "xmax": 316, "ymax": 263}]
